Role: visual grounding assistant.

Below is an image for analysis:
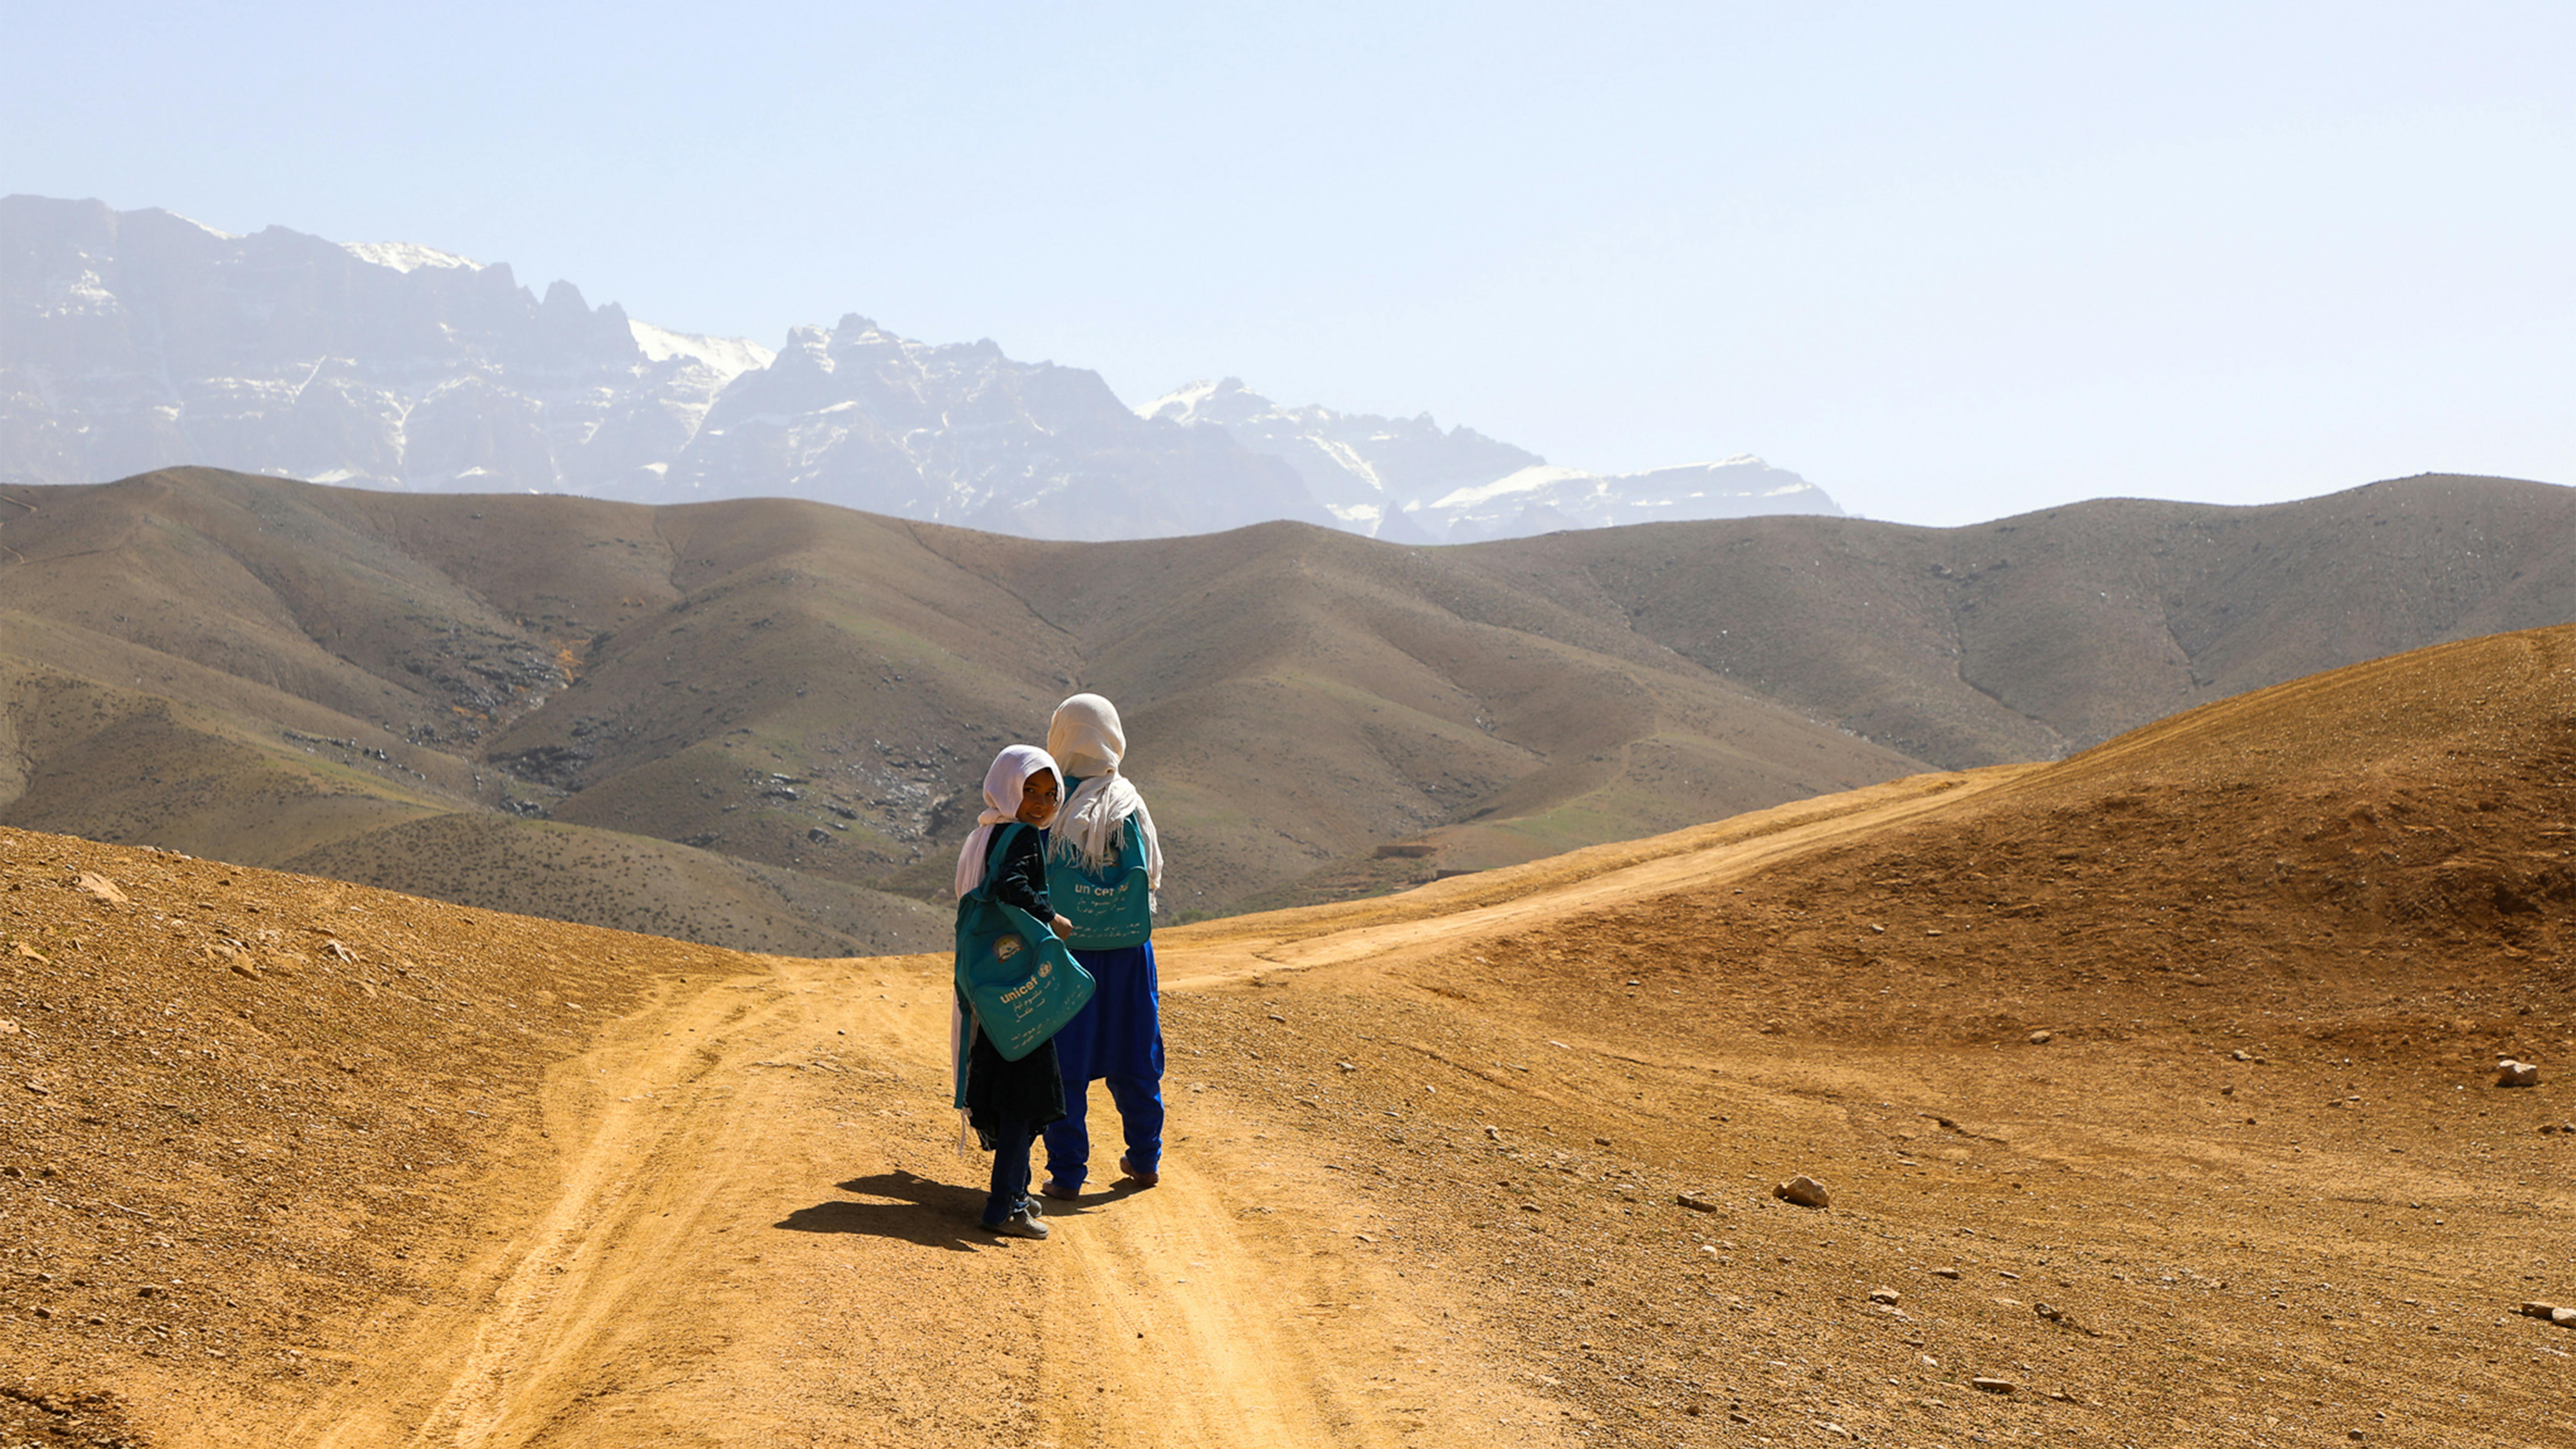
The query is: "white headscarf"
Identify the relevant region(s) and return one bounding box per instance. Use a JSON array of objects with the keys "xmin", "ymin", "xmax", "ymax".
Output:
[
  {"xmin": 1045, "ymin": 693, "xmax": 1163, "ymax": 888},
  {"xmin": 952, "ymin": 743, "xmax": 1063, "ymax": 899},
  {"xmin": 952, "ymin": 741, "xmax": 1061, "ymax": 1158}
]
